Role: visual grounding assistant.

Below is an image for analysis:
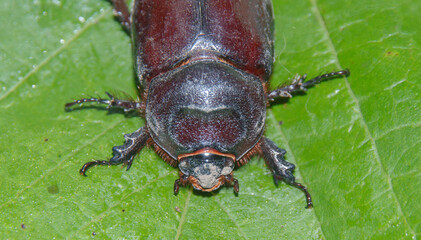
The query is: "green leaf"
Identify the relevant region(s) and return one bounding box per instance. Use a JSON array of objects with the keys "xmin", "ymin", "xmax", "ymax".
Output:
[{"xmin": 0, "ymin": 0, "xmax": 419, "ymax": 239}]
